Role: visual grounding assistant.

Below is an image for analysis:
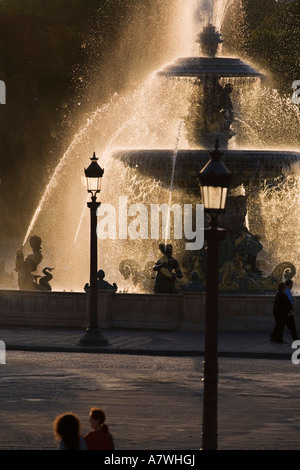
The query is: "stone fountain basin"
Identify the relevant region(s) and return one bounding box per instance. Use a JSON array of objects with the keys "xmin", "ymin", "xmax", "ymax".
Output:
[
  {"xmin": 158, "ymin": 56, "xmax": 263, "ymax": 78},
  {"xmin": 112, "ymin": 149, "xmax": 300, "ymax": 192}
]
